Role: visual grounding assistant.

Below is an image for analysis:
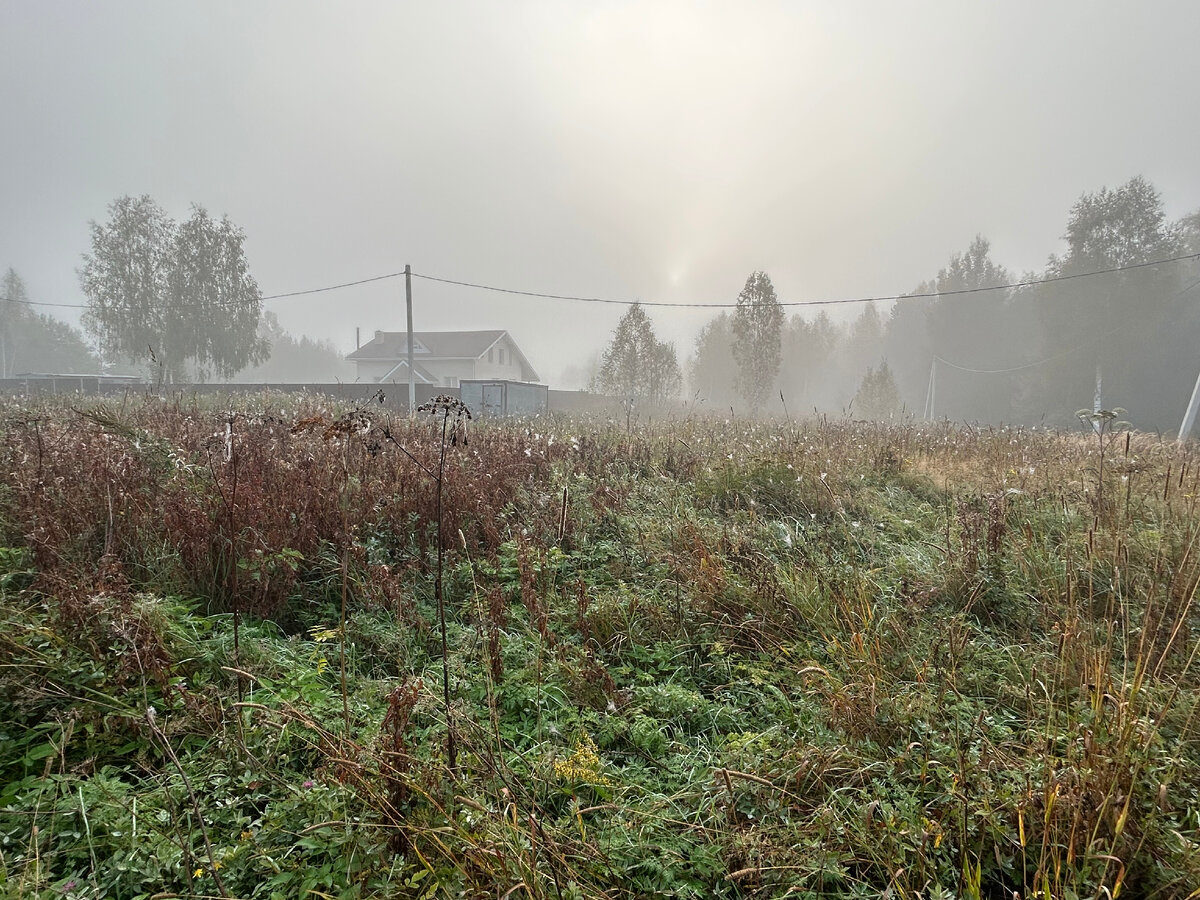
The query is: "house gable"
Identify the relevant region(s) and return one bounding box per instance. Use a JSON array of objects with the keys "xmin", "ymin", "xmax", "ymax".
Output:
[{"xmin": 347, "ymin": 329, "xmax": 540, "ymax": 386}]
